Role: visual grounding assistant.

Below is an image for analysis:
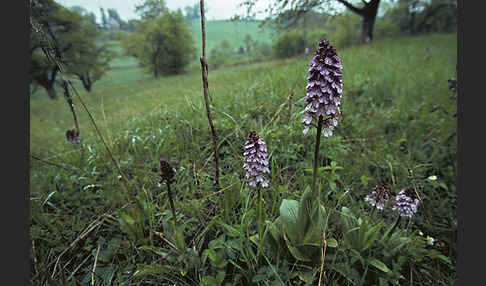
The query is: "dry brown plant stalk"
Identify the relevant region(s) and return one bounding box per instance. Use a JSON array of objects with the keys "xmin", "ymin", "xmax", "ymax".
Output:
[{"xmin": 199, "ymin": 0, "xmax": 220, "ymax": 191}]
